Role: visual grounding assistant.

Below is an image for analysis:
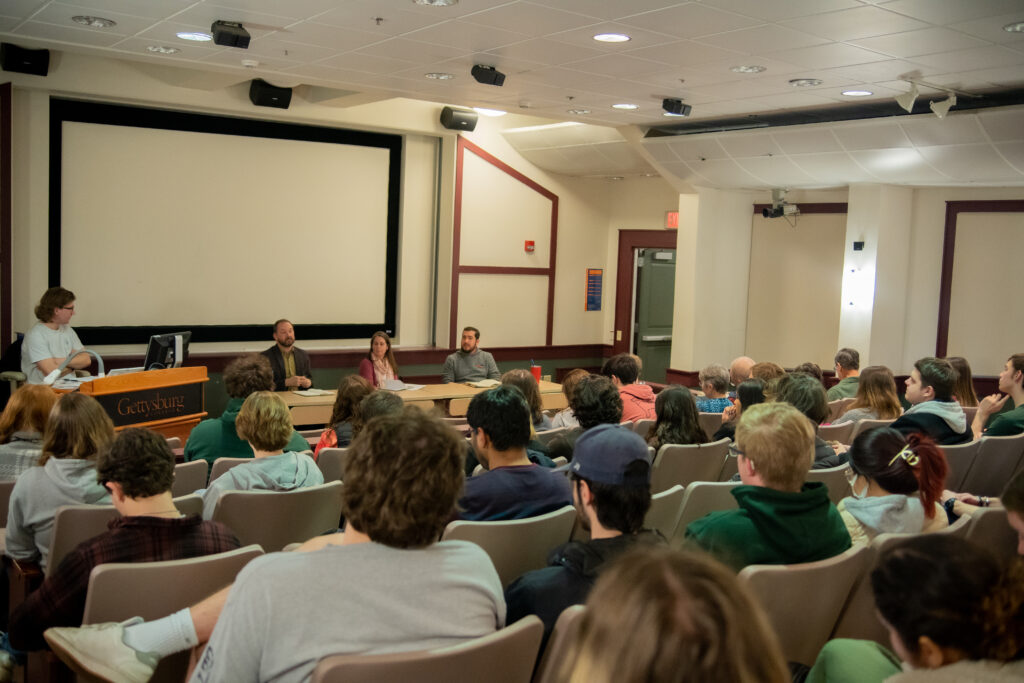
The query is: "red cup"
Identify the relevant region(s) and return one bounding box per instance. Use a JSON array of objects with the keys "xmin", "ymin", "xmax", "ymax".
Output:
[{"xmin": 530, "ymin": 365, "xmax": 542, "ymax": 383}]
